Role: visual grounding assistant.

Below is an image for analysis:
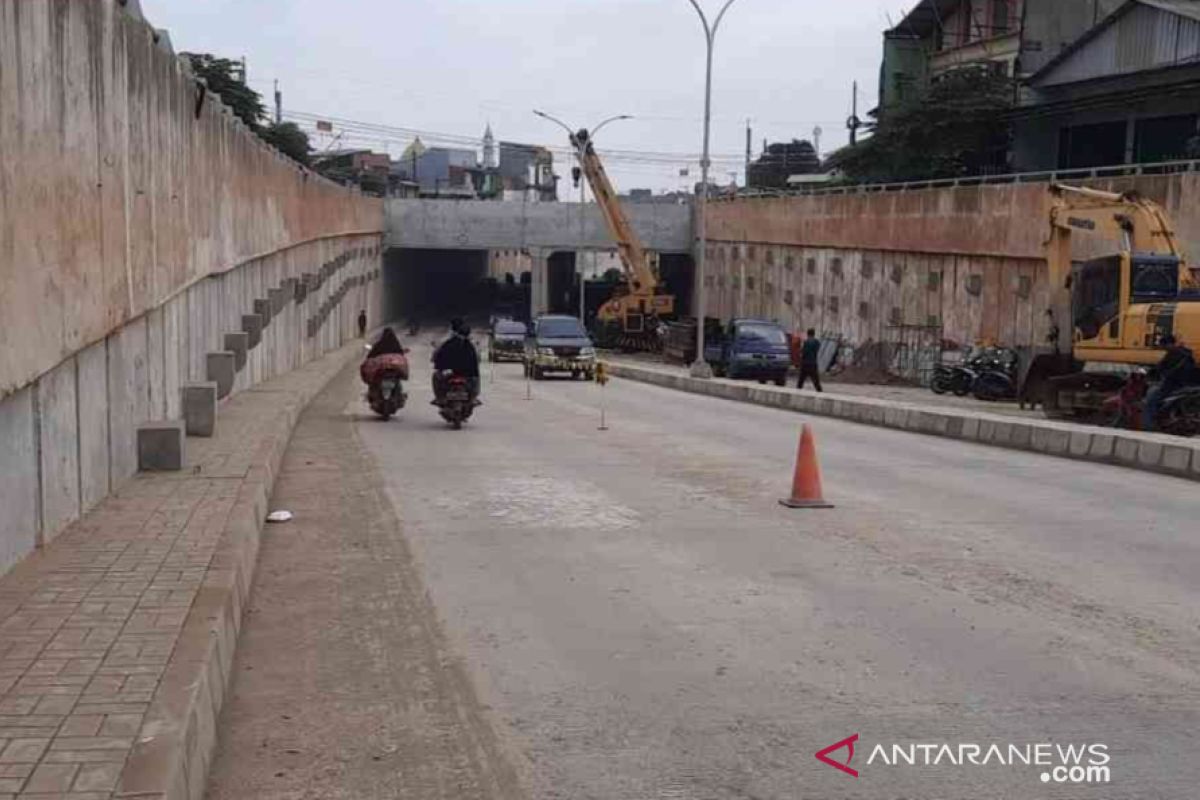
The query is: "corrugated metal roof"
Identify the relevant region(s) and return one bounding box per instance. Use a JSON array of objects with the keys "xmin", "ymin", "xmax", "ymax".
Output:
[
  {"xmin": 1139, "ymin": 0, "xmax": 1200, "ymax": 24},
  {"xmin": 1031, "ymin": 0, "xmax": 1200, "ymax": 86}
]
